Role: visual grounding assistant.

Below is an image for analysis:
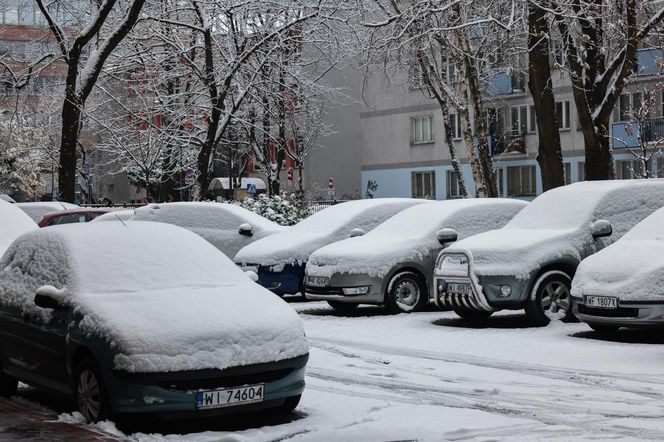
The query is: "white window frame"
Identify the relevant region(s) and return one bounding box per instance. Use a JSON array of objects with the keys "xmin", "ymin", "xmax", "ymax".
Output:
[
  {"xmin": 511, "ymin": 105, "xmax": 529, "ymax": 135},
  {"xmin": 506, "ymin": 165, "xmax": 537, "ymax": 196},
  {"xmin": 449, "ymin": 114, "xmax": 462, "ymax": 140},
  {"xmin": 564, "ymin": 162, "xmax": 572, "ymax": 185},
  {"xmin": 411, "ymin": 115, "xmax": 434, "ymax": 145},
  {"xmin": 411, "ymin": 170, "xmax": 436, "ymax": 199},
  {"xmin": 556, "ymin": 100, "xmax": 571, "ymax": 130},
  {"xmin": 446, "ymin": 170, "xmax": 462, "ymax": 199}
]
